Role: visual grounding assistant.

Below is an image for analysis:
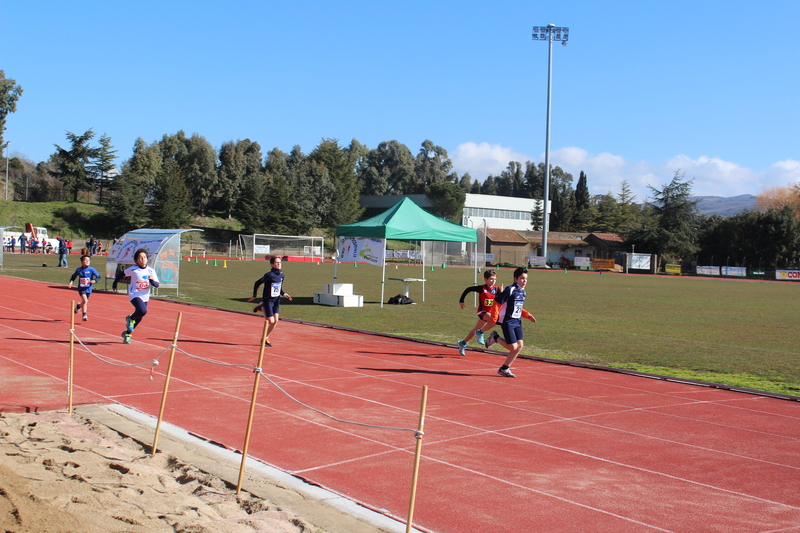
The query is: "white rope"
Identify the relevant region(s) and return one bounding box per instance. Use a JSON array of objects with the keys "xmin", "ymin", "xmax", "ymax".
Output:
[
  {"xmin": 261, "ymin": 373, "xmax": 422, "ymax": 438},
  {"xmin": 70, "ymin": 329, "xmax": 164, "ymax": 368}
]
